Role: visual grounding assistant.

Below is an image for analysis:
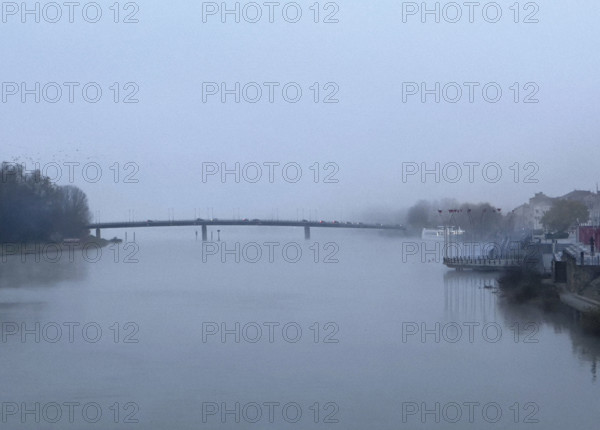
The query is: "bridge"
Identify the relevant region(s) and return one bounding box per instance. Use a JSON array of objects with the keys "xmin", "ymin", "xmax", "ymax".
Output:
[{"xmin": 88, "ymin": 219, "xmax": 406, "ymax": 241}]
